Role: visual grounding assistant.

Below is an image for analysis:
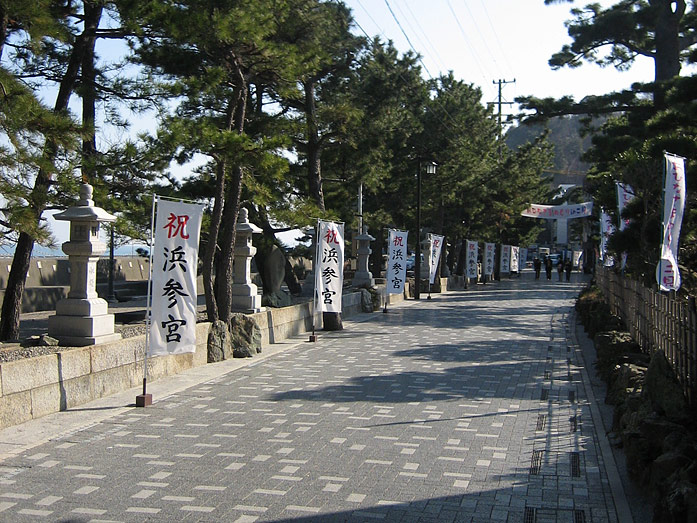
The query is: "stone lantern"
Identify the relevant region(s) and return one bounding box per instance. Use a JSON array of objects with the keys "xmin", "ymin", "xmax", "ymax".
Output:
[
  {"xmin": 352, "ymin": 226, "xmax": 375, "ymax": 288},
  {"xmin": 420, "ymin": 236, "xmax": 432, "ymax": 279},
  {"xmin": 231, "ymin": 208, "xmax": 264, "ymax": 313},
  {"xmin": 48, "ymin": 184, "xmax": 122, "ymax": 346}
]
